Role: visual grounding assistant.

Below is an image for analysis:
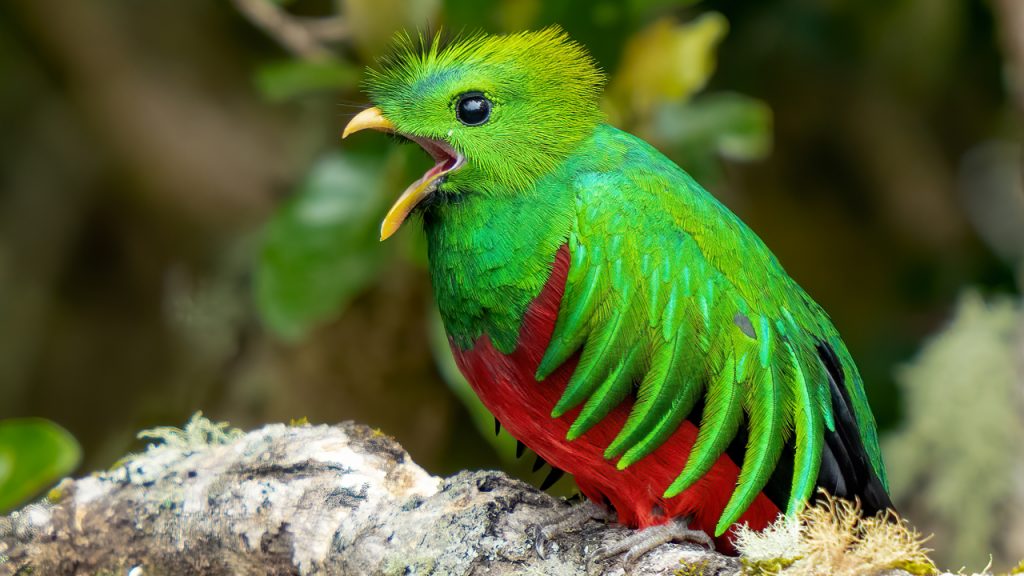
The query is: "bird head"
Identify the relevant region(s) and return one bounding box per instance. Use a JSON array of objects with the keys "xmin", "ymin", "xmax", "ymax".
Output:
[{"xmin": 343, "ymin": 27, "xmax": 605, "ymax": 240}]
